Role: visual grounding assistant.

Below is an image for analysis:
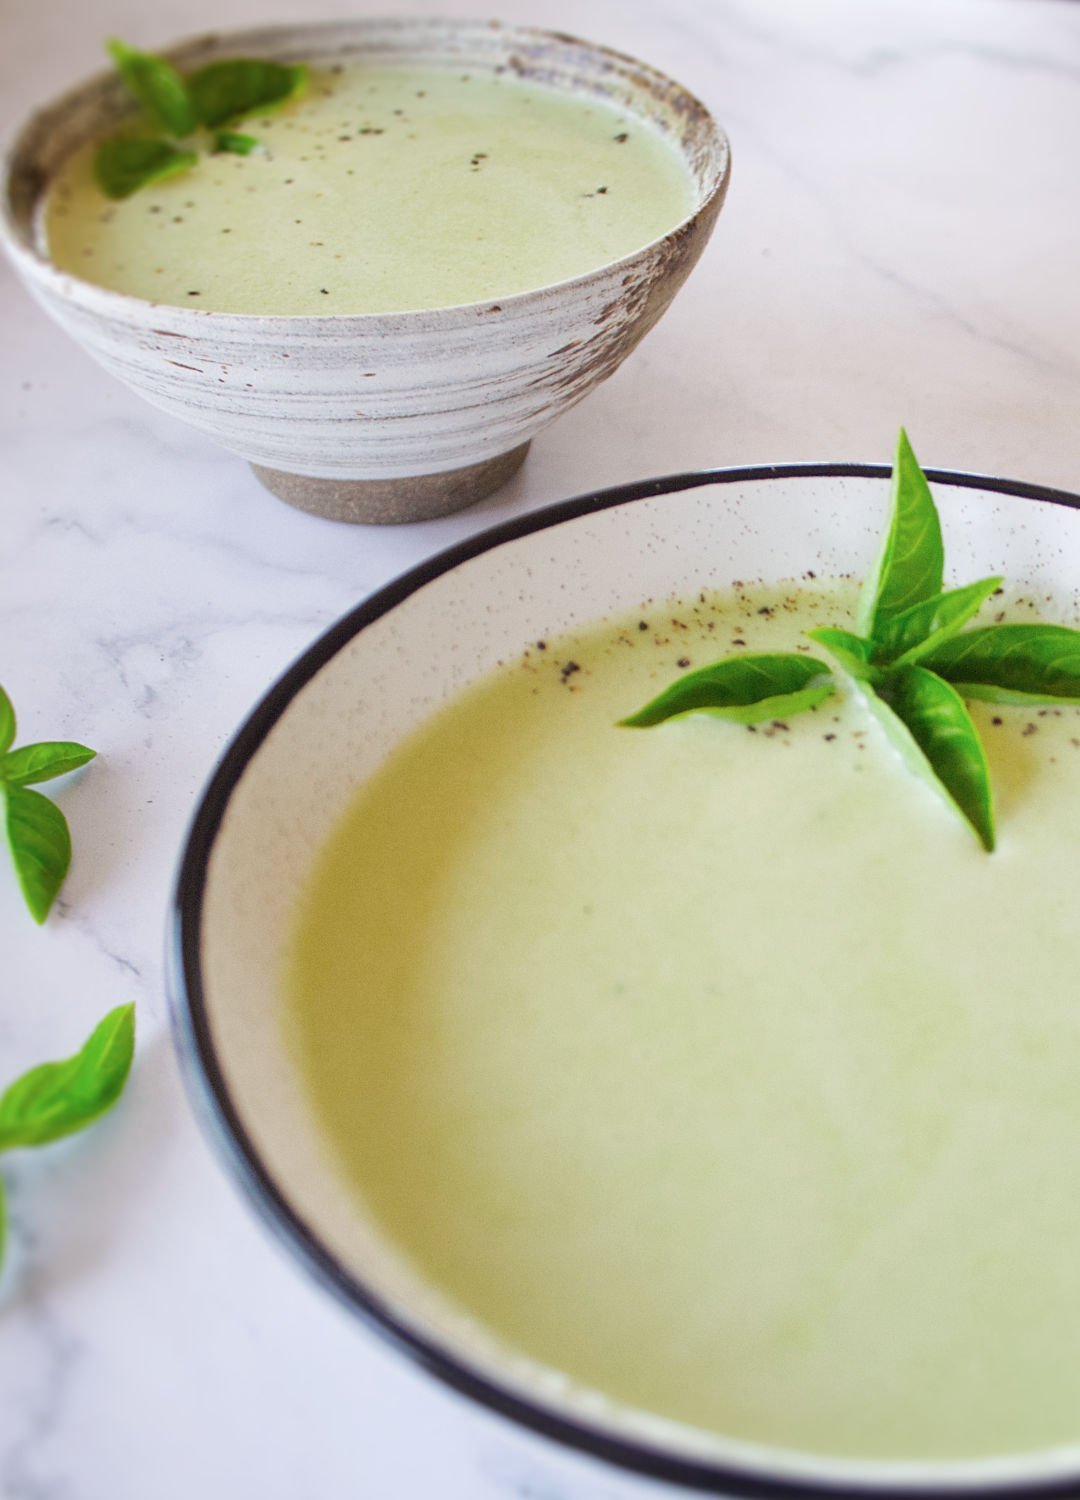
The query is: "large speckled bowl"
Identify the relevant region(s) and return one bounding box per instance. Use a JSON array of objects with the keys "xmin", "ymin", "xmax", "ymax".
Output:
[
  {"xmin": 171, "ymin": 463, "xmax": 1080, "ymax": 1498},
  {"xmin": 0, "ymin": 19, "xmax": 729, "ymax": 523}
]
